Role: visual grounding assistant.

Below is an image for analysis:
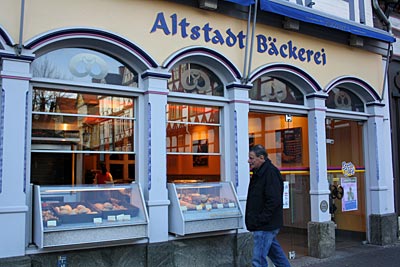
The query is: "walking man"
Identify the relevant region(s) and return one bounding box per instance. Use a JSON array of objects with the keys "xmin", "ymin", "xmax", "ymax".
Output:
[{"xmin": 246, "ymin": 144, "xmax": 291, "ymax": 267}]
